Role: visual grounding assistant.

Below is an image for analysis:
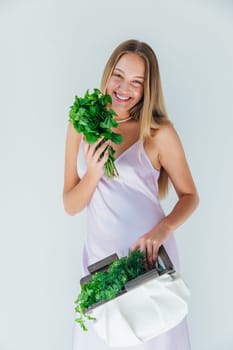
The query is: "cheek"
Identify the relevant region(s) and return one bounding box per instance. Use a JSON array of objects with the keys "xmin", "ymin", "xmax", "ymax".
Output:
[
  {"xmin": 135, "ymin": 88, "xmax": 144, "ymax": 101},
  {"xmin": 106, "ymin": 79, "xmax": 116, "ymax": 93}
]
